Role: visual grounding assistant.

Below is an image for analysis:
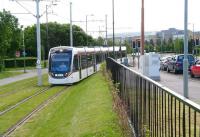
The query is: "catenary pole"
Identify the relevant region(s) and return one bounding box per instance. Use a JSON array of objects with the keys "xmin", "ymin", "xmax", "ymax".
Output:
[
  {"xmin": 36, "ymin": 0, "xmax": 42, "ymax": 86},
  {"xmin": 105, "ymin": 14, "xmax": 108, "ymax": 46},
  {"xmin": 70, "ymin": 2, "xmax": 73, "ymax": 47},
  {"xmin": 112, "ymin": 0, "xmax": 115, "ymax": 58}
]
